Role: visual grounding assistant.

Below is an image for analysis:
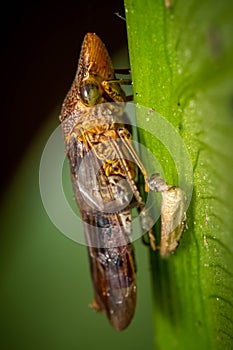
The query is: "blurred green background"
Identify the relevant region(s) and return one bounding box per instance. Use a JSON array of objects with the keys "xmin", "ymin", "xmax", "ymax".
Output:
[{"xmin": 0, "ymin": 1, "xmax": 154, "ymax": 349}]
